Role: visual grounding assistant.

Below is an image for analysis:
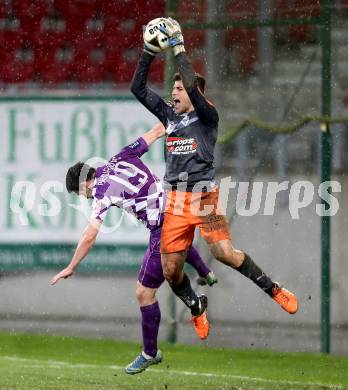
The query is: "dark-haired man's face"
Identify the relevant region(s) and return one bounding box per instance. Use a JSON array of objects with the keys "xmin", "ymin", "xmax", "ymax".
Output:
[{"xmin": 172, "ymin": 80, "xmax": 194, "ymax": 114}]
